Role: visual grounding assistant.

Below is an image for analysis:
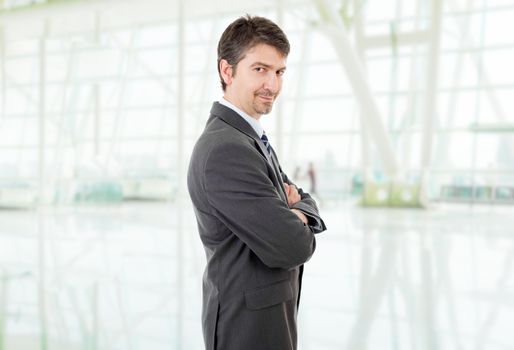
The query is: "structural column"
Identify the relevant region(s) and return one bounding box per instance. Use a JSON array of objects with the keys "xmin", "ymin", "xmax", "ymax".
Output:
[
  {"xmin": 0, "ymin": 26, "xmax": 5, "ymax": 119},
  {"xmin": 274, "ymin": 0, "xmax": 284, "ymax": 159},
  {"xmin": 420, "ymin": 0, "xmax": 443, "ymax": 193},
  {"xmin": 175, "ymin": 1, "xmax": 185, "ymax": 349},
  {"xmin": 37, "ymin": 19, "xmax": 50, "ymax": 350},
  {"xmin": 314, "ymin": 0, "xmax": 399, "ymax": 177}
]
